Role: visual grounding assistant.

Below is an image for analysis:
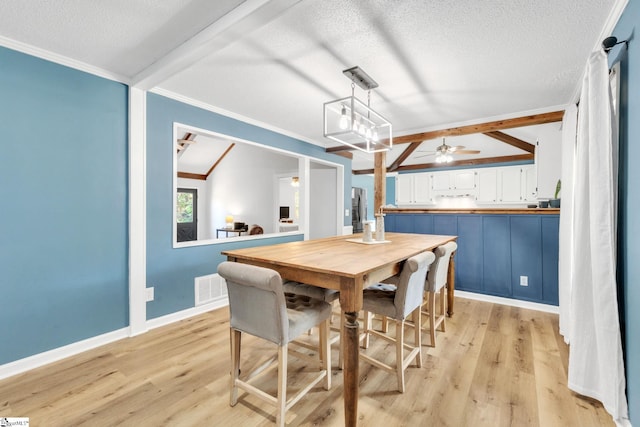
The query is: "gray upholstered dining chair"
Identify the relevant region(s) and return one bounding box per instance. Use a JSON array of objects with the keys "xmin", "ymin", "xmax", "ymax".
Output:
[
  {"xmin": 218, "ymin": 261, "xmax": 332, "ymax": 427},
  {"xmin": 359, "ymin": 251, "xmax": 436, "ymax": 393},
  {"xmin": 422, "ymin": 241, "xmax": 457, "ymax": 347},
  {"xmin": 282, "ymin": 282, "xmax": 344, "ymax": 369}
]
